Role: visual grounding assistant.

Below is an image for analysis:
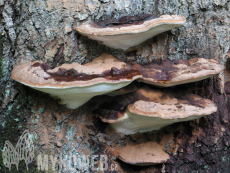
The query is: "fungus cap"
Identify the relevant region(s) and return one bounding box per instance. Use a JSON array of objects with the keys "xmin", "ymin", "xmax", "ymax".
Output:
[
  {"xmin": 117, "ymin": 141, "xmax": 170, "ymax": 166},
  {"xmin": 11, "ymin": 53, "xmax": 142, "ymax": 109},
  {"xmin": 75, "ymin": 15, "xmax": 186, "ymax": 50},
  {"xmin": 139, "ymin": 58, "xmax": 223, "ymax": 87},
  {"xmin": 97, "ymin": 87, "xmax": 217, "ymax": 134}
]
